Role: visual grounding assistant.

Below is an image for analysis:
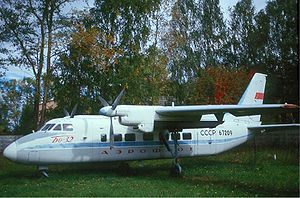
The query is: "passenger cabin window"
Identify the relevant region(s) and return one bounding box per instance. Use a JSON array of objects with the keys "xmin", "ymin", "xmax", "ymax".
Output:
[
  {"xmin": 125, "ymin": 134, "xmax": 136, "ymax": 141},
  {"xmin": 171, "ymin": 133, "xmax": 180, "ymax": 140},
  {"xmin": 143, "ymin": 133, "xmax": 153, "ymax": 141},
  {"xmin": 63, "ymin": 124, "xmax": 73, "ymax": 131},
  {"xmin": 53, "ymin": 124, "xmax": 62, "ymax": 131},
  {"xmin": 100, "ymin": 134, "xmax": 107, "ymax": 142},
  {"xmin": 182, "ymin": 133, "xmax": 192, "ymax": 140},
  {"xmin": 114, "ymin": 134, "xmax": 122, "ymax": 142}
]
